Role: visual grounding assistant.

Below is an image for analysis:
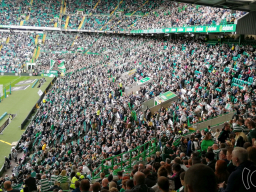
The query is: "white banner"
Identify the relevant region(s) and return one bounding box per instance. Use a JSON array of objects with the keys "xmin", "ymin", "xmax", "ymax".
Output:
[{"xmin": 38, "ymin": 89, "xmax": 43, "ymax": 96}]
